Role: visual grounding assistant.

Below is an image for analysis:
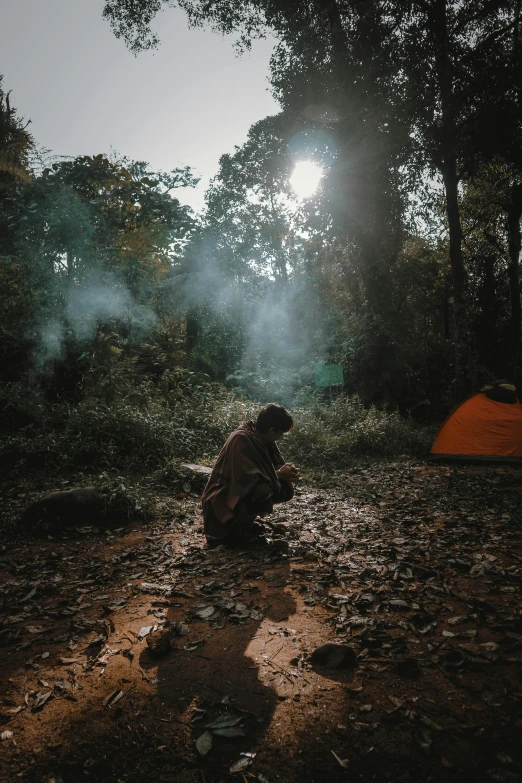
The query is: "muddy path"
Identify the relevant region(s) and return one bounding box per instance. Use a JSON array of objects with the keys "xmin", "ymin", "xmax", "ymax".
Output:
[{"xmin": 1, "ymin": 462, "xmax": 522, "ymax": 782}]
